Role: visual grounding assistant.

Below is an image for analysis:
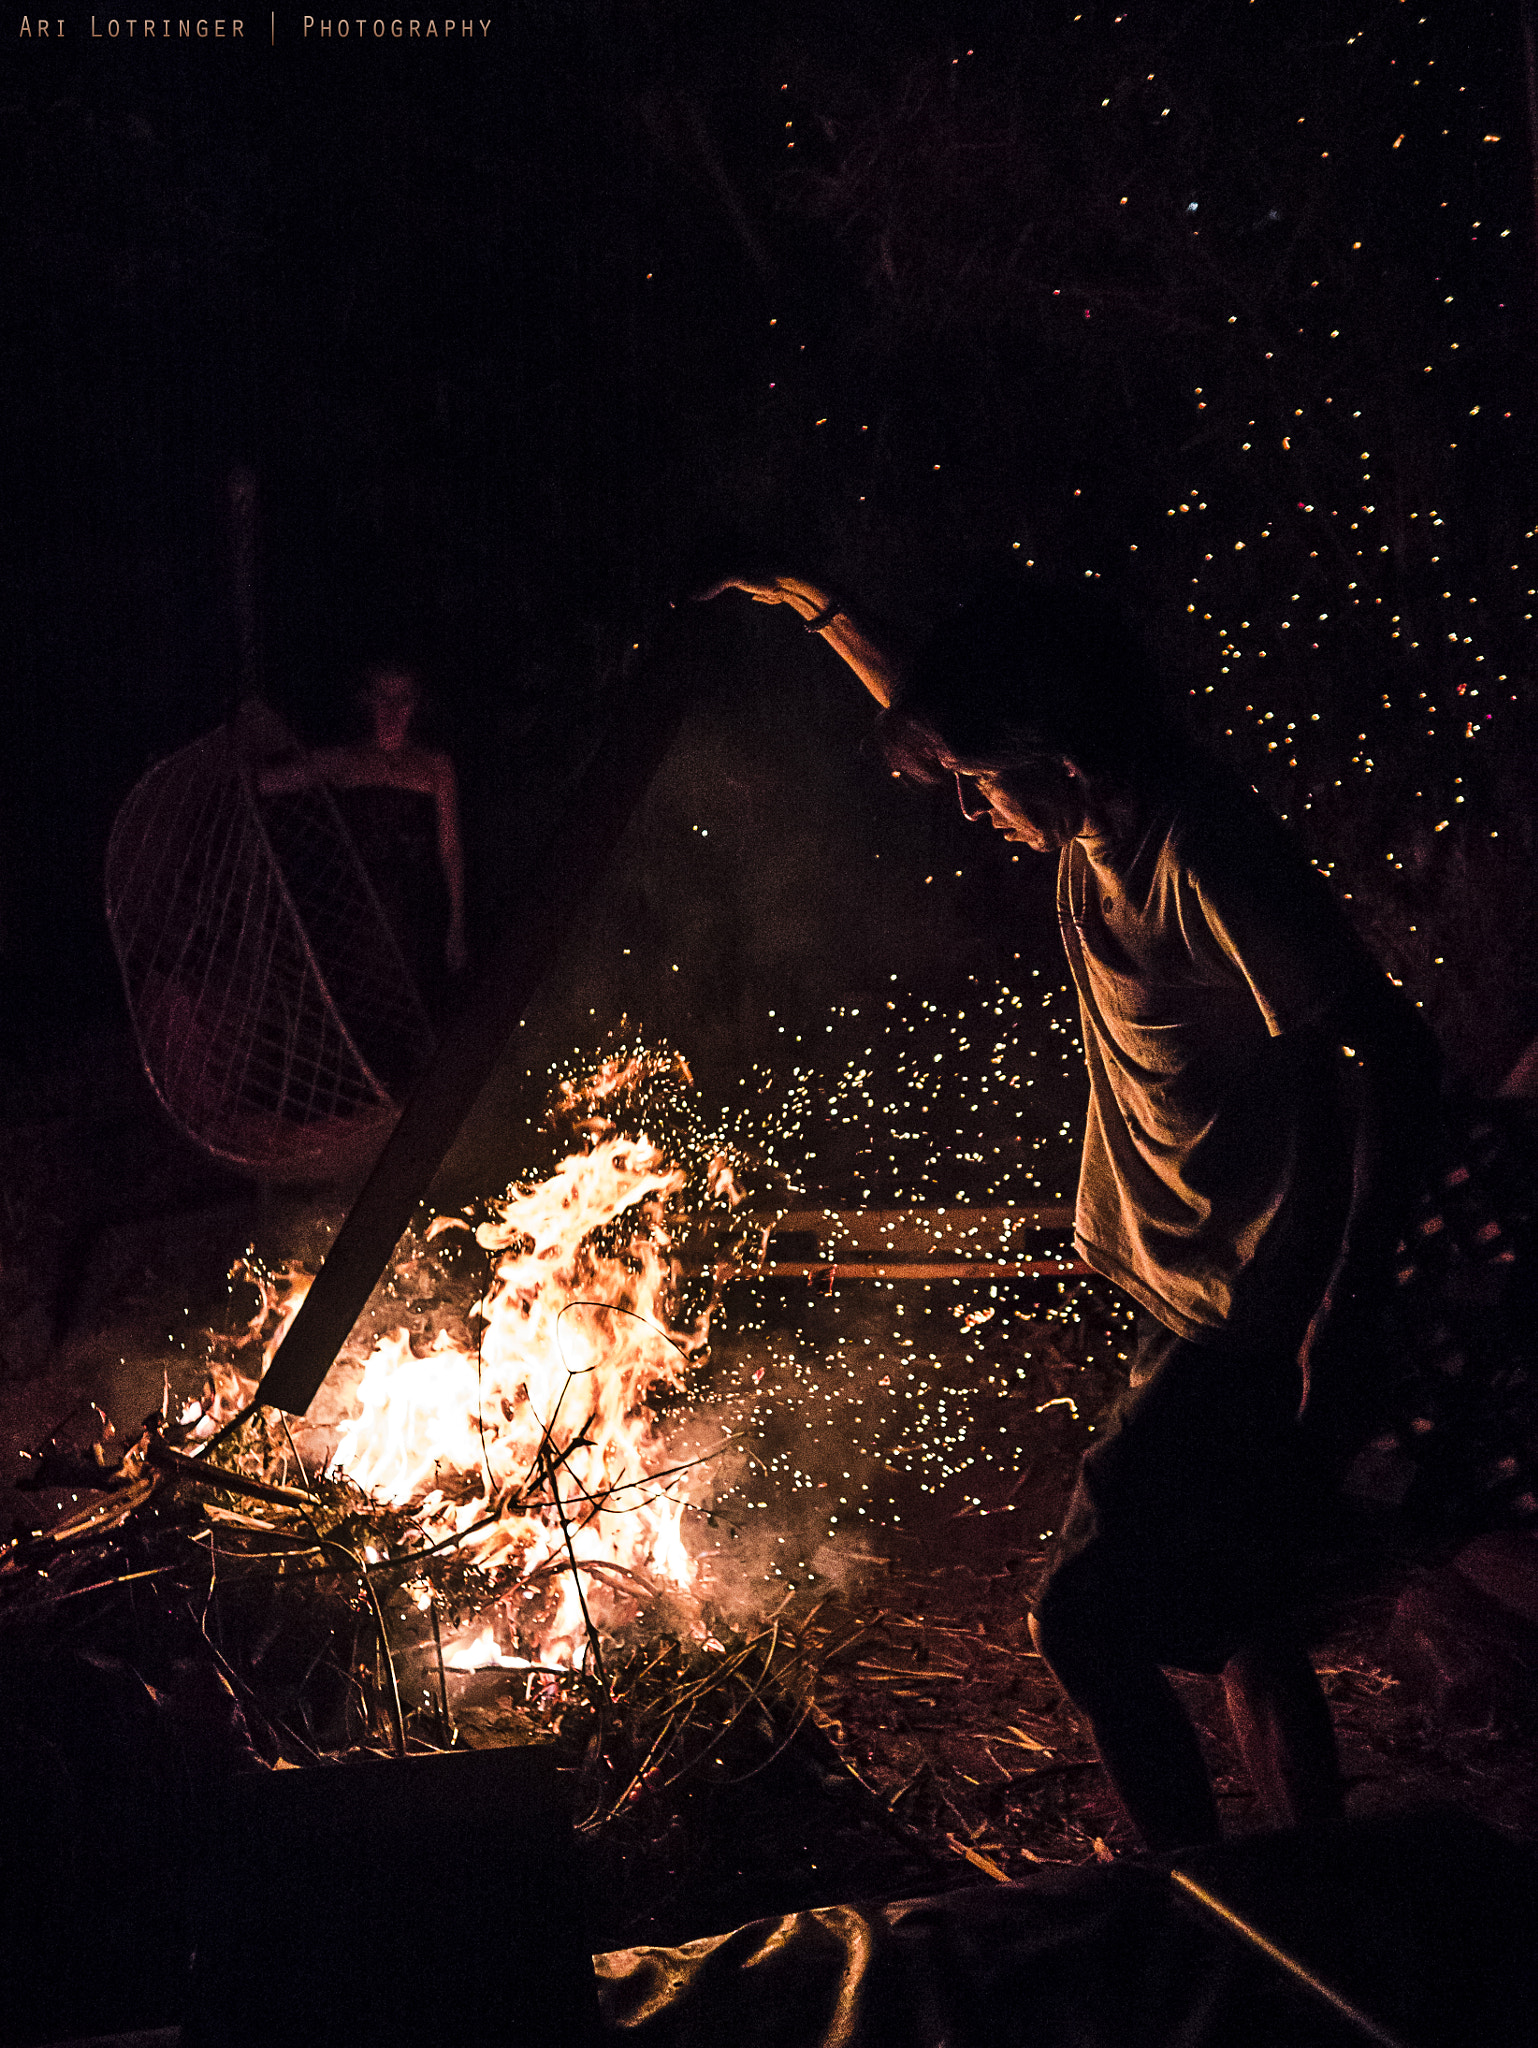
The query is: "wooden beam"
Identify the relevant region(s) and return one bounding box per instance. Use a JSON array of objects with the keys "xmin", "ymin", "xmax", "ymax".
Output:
[
  {"xmin": 754, "ymin": 1261, "xmax": 1090, "ymax": 1282},
  {"xmin": 746, "ymin": 1204, "xmax": 1088, "ymax": 1282},
  {"xmin": 769, "ymin": 1204, "xmax": 1074, "ymax": 1254}
]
